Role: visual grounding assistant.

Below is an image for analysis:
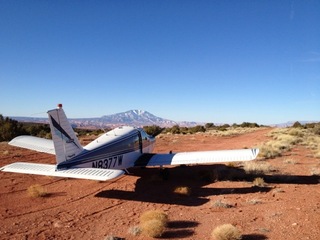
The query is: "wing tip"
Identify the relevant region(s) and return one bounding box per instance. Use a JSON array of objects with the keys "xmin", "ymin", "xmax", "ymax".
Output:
[{"xmin": 252, "ymin": 148, "xmax": 259, "ymax": 158}]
